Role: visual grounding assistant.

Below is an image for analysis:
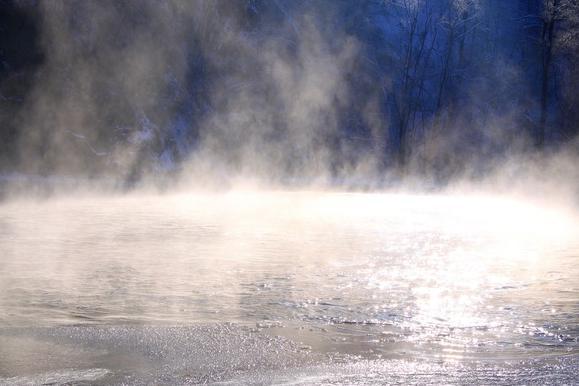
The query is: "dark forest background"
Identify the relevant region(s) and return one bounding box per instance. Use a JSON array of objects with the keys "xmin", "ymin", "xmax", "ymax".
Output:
[{"xmin": 0, "ymin": 0, "xmax": 578, "ymax": 187}]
